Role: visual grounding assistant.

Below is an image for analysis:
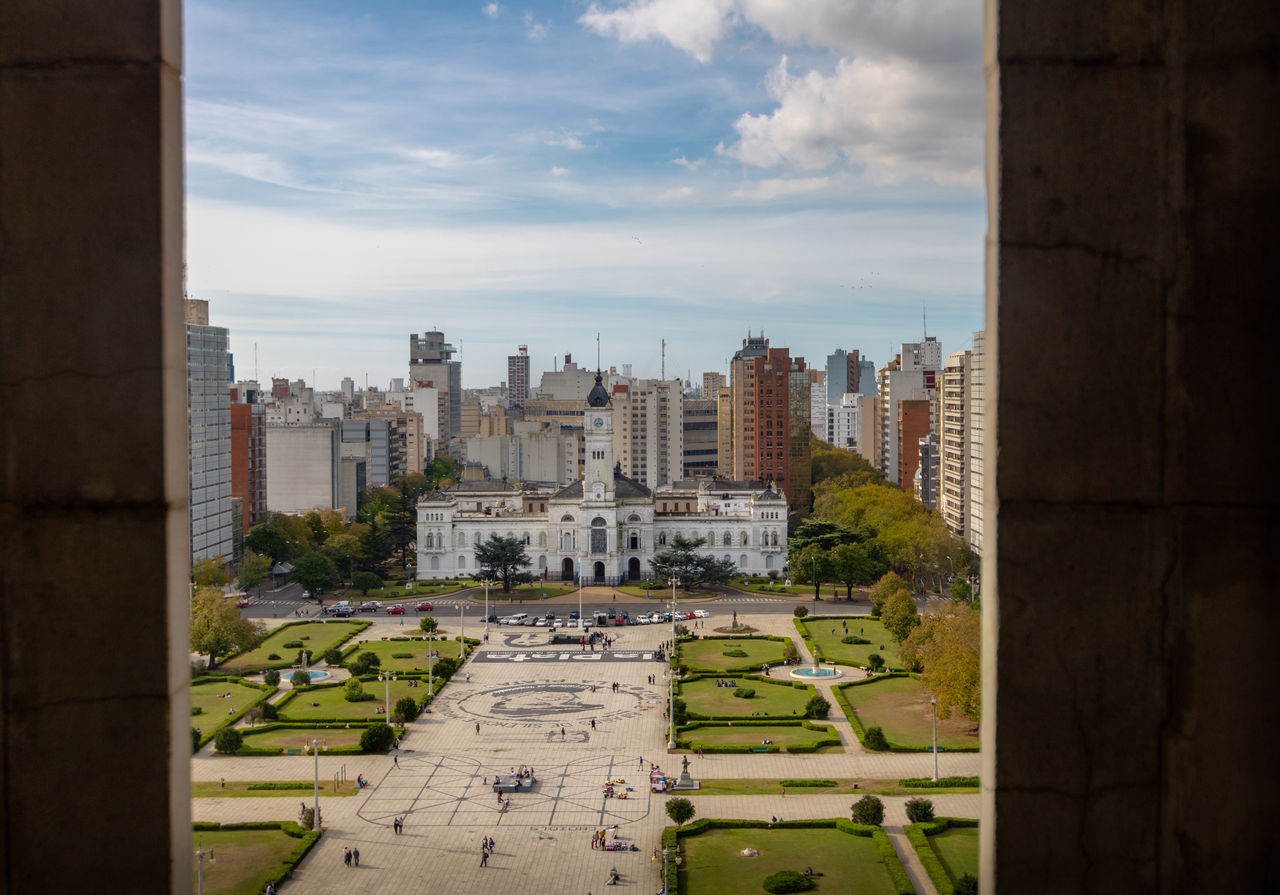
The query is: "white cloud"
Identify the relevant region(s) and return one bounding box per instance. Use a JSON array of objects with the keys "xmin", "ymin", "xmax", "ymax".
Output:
[
  {"xmin": 672, "ymin": 155, "xmax": 704, "ymax": 171},
  {"xmin": 549, "ymin": 166, "xmax": 571, "ymax": 177},
  {"xmin": 731, "ymin": 175, "xmax": 833, "ymax": 201},
  {"xmin": 547, "ymin": 130, "xmax": 587, "ymax": 150},
  {"xmin": 720, "ymin": 55, "xmax": 981, "ymax": 186},
  {"xmin": 652, "ymin": 185, "xmax": 695, "ymax": 201},
  {"xmin": 482, "ymin": 2, "xmax": 503, "ymax": 19},
  {"xmin": 397, "ymin": 146, "xmax": 467, "ymax": 167},
  {"xmin": 523, "ymin": 10, "xmax": 550, "ymax": 40},
  {"xmin": 580, "ymin": 0, "xmax": 737, "ymax": 63}
]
